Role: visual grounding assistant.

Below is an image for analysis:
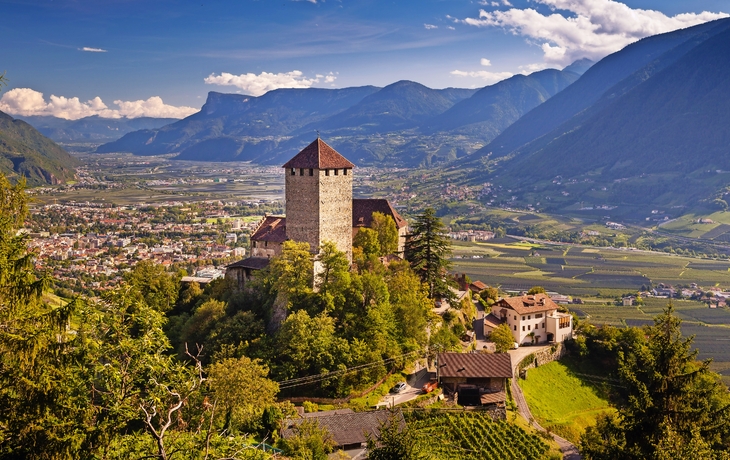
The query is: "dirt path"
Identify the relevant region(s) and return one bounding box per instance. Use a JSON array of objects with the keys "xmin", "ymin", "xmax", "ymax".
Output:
[{"xmin": 508, "ymin": 347, "xmax": 582, "ymax": 460}]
